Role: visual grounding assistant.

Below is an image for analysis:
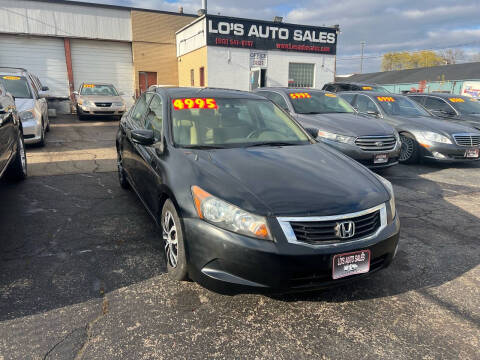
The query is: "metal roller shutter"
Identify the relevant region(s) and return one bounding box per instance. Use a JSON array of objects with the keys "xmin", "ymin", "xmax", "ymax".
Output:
[
  {"xmin": 0, "ymin": 34, "xmax": 69, "ymax": 97},
  {"xmin": 70, "ymin": 39, "xmax": 134, "ymax": 100}
]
